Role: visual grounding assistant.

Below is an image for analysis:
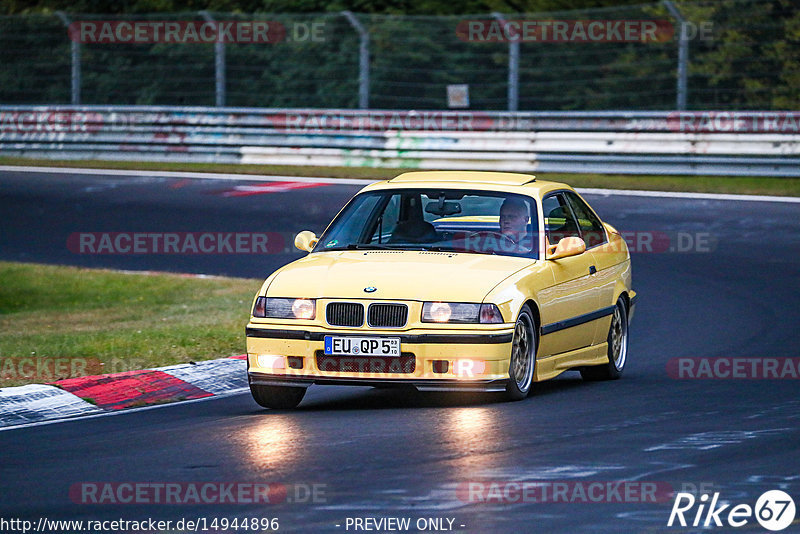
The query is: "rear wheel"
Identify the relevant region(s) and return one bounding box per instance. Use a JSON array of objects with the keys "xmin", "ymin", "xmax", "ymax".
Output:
[
  {"xmin": 581, "ymin": 298, "xmax": 628, "ymax": 381},
  {"xmin": 505, "ymin": 305, "xmax": 537, "ymax": 401},
  {"xmin": 250, "ymin": 384, "xmax": 306, "ymax": 409}
]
